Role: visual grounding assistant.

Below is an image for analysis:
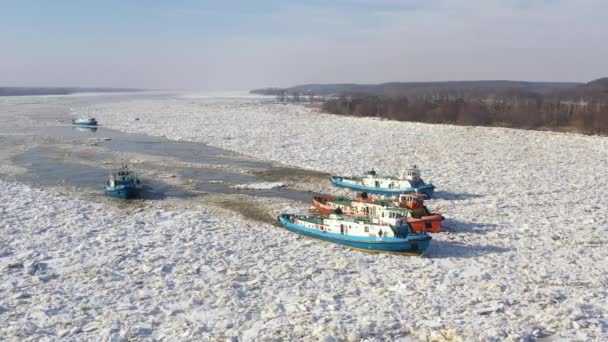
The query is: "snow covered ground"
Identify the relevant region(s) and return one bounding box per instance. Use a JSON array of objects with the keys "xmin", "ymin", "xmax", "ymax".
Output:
[{"xmin": 1, "ymin": 93, "xmax": 607, "ymax": 340}]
